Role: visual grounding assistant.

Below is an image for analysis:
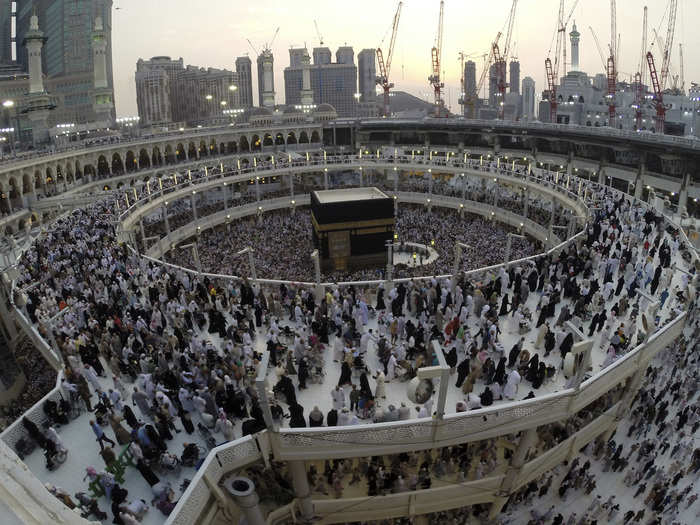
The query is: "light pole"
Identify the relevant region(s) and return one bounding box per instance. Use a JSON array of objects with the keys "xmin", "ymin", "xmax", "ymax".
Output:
[
  {"xmin": 450, "ymin": 242, "xmax": 471, "ymax": 294},
  {"xmin": 2, "ymin": 100, "xmax": 16, "ymax": 154},
  {"xmin": 181, "ymin": 242, "xmax": 201, "ymax": 273},
  {"xmin": 505, "ymin": 233, "xmax": 526, "ymax": 265},
  {"xmin": 310, "ymin": 249, "xmax": 323, "ymax": 303},
  {"xmin": 236, "ymin": 247, "xmax": 257, "ymax": 281}
]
